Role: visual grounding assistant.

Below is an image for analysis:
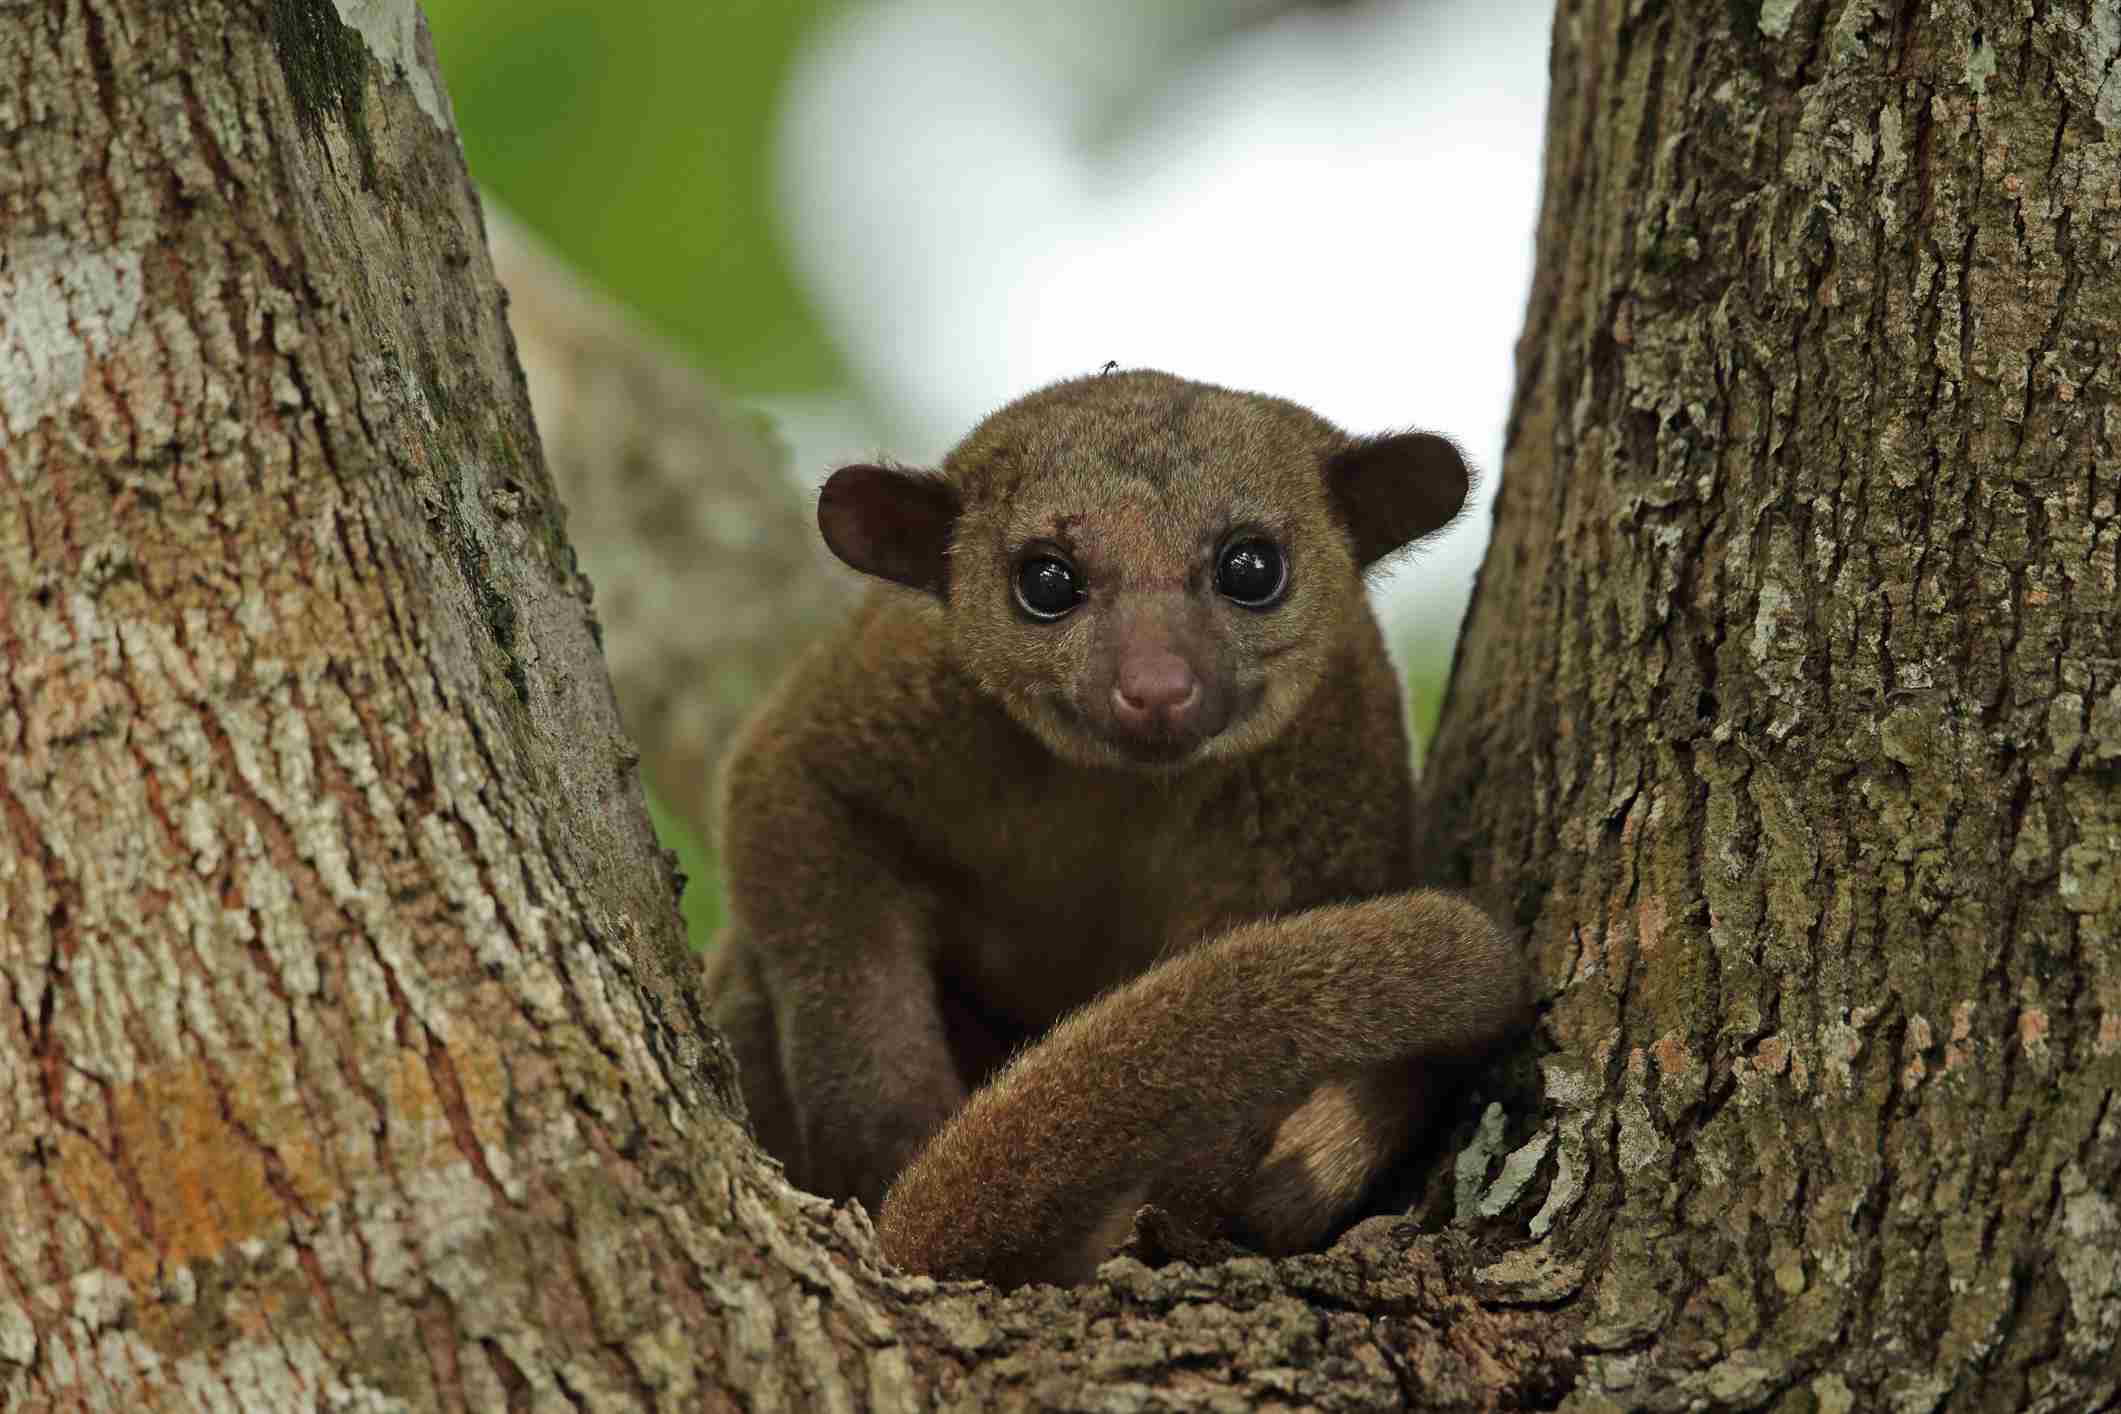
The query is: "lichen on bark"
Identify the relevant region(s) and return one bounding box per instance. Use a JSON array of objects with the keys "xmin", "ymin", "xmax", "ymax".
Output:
[
  {"xmin": 1426, "ymin": 0, "xmax": 2121, "ymax": 1405},
  {"xmin": 0, "ymin": 1, "xmax": 736, "ymax": 1404}
]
